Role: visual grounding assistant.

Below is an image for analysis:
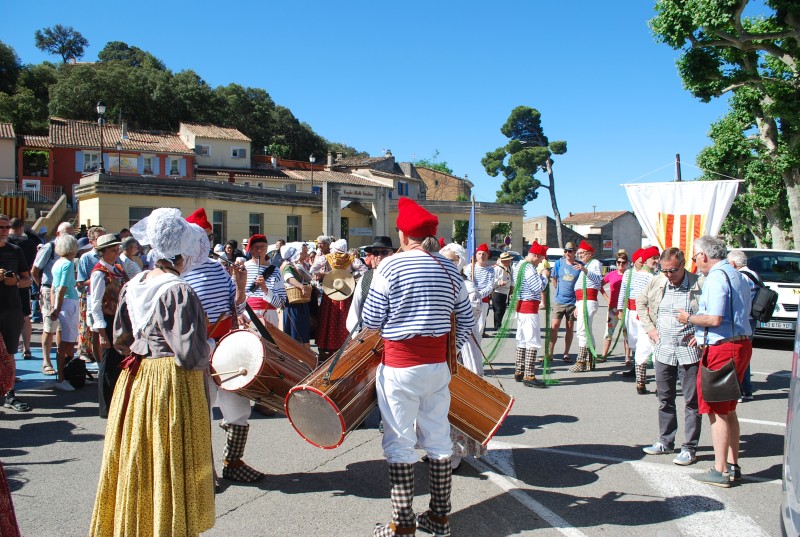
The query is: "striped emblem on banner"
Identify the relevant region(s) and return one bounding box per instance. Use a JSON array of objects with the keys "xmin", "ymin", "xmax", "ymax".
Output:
[
  {"xmin": 0, "ymin": 196, "xmax": 27, "ymax": 220},
  {"xmin": 657, "ymin": 212, "xmax": 705, "ymax": 272}
]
